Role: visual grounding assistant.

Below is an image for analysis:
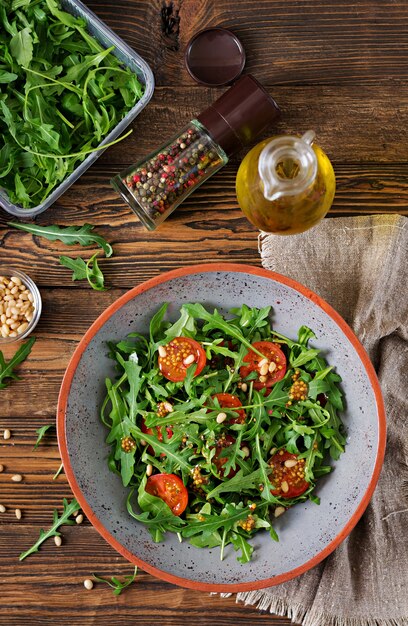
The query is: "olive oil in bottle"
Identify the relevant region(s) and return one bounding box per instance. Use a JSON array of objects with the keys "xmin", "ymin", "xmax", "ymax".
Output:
[{"xmin": 236, "ymin": 131, "xmax": 335, "ymax": 235}]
